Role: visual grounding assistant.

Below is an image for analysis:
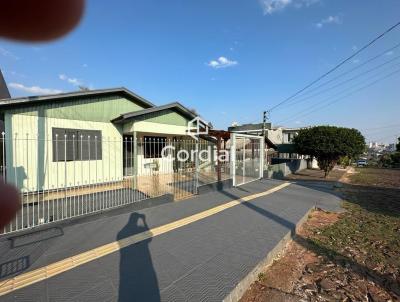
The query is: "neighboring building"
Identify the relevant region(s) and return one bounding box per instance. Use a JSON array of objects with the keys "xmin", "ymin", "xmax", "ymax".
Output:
[
  {"xmin": 227, "ymin": 123, "xmax": 277, "ymax": 165},
  {"xmin": 266, "ymin": 126, "xmax": 301, "ymax": 159},
  {"xmin": 387, "ymin": 143, "xmax": 396, "ymax": 152},
  {"xmin": 0, "ymin": 87, "xmax": 200, "ymax": 191},
  {"xmin": 228, "ymin": 123, "xmax": 303, "ymax": 159}
]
